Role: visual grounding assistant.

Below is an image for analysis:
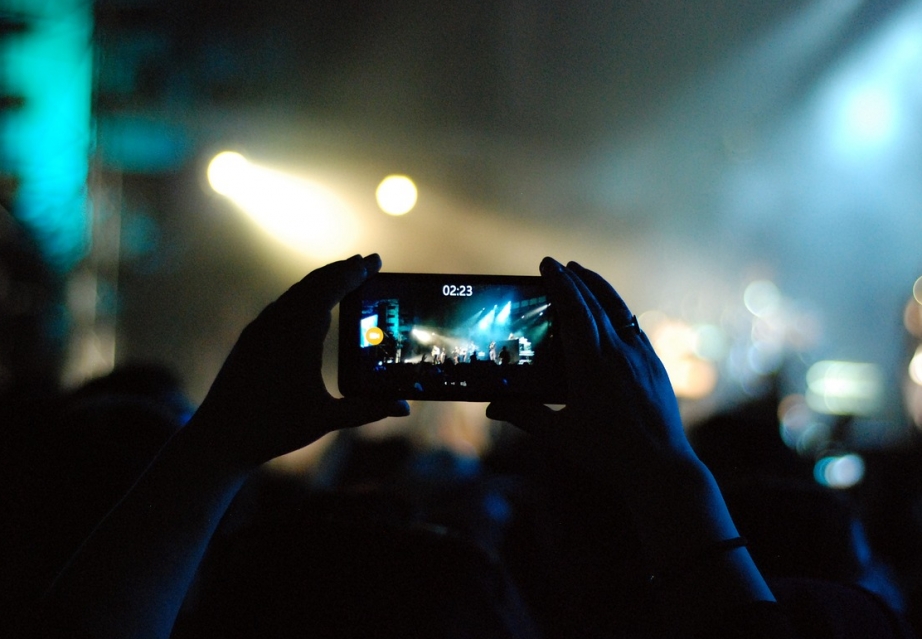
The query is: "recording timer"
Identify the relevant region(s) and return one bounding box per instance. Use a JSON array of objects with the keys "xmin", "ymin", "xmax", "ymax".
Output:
[{"xmin": 442, "ymin": 284, "xmax": 473, "ymax": 296}]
